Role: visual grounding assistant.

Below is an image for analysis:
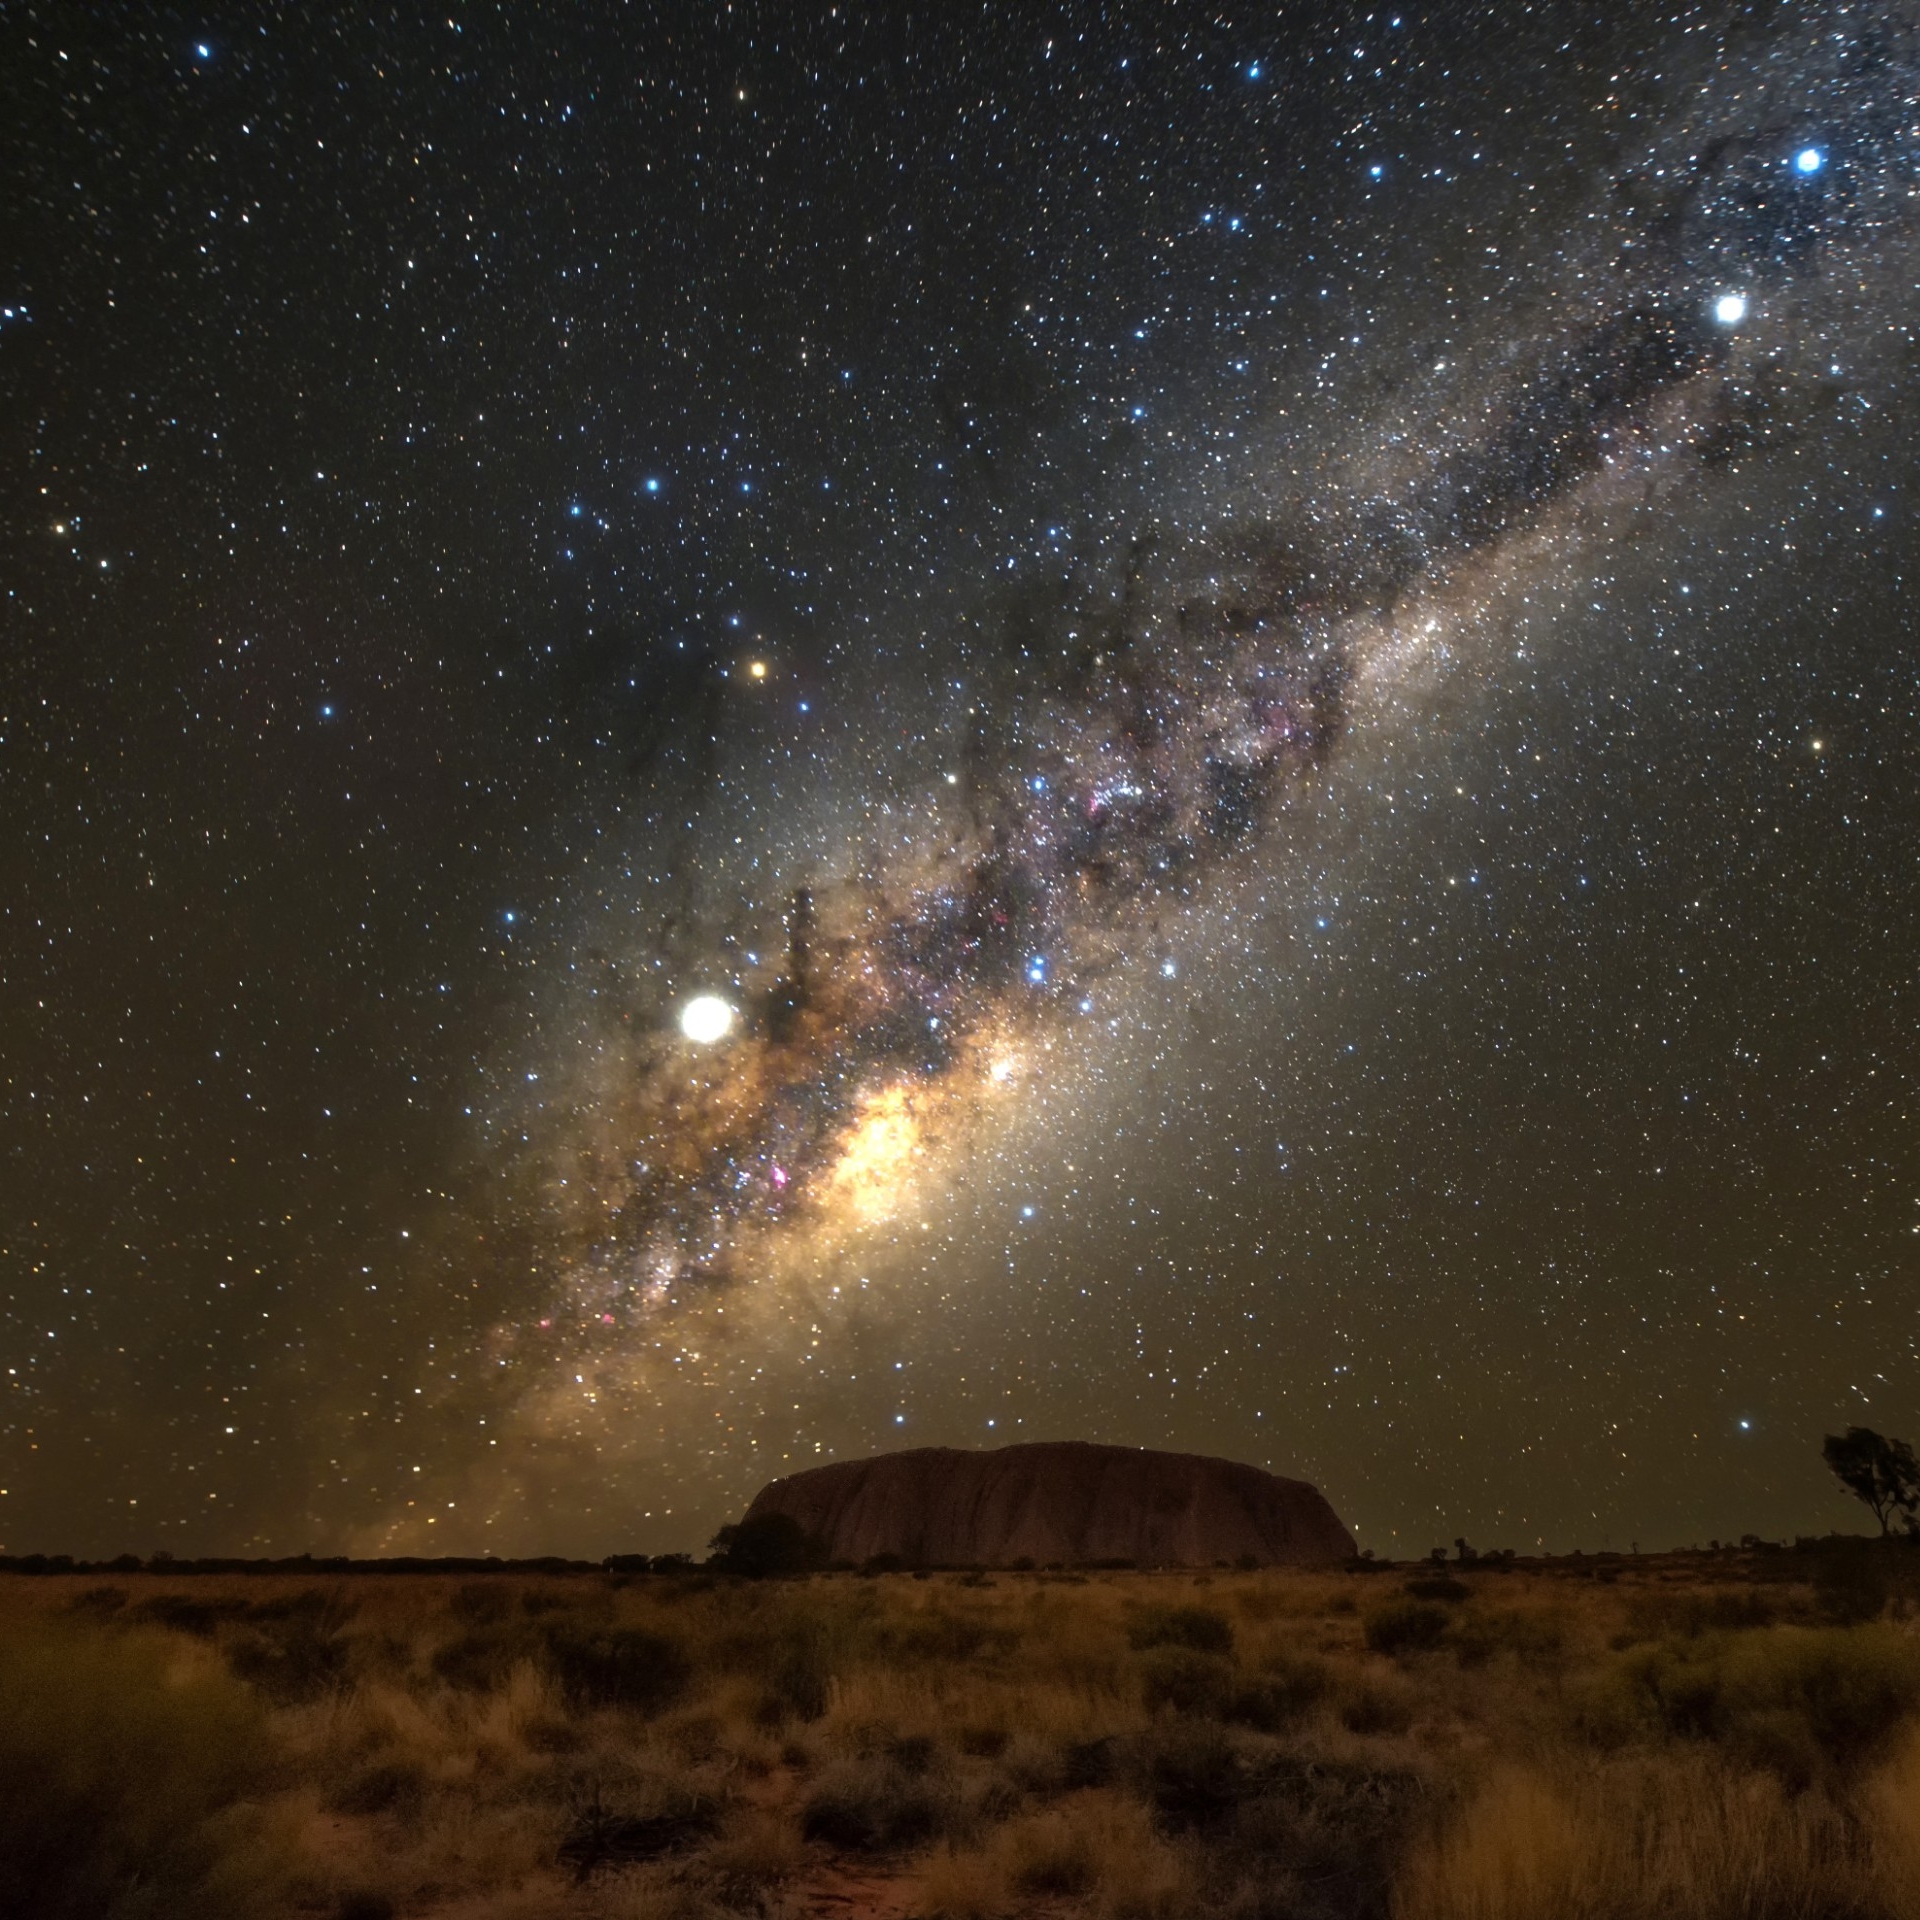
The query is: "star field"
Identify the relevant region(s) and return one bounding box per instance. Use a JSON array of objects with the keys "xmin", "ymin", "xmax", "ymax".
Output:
[{"xmin": 2, "ymin": 1, "xmax": 1917, "ymax": 1559}]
